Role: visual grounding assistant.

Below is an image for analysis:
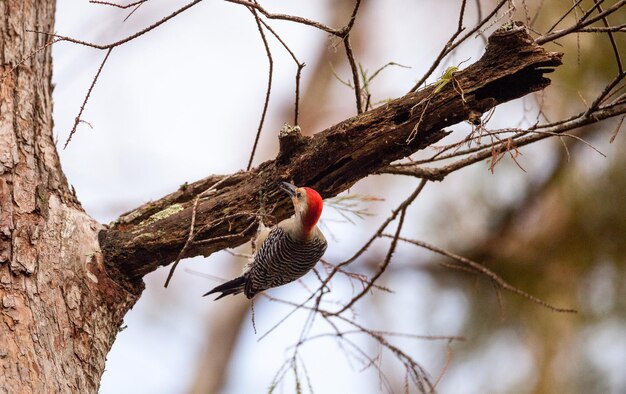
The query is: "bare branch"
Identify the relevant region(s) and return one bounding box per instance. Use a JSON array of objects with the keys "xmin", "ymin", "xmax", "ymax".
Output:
[
  {"xmin": 0, "ymin": 38, "xmax": 61, "ymax": 84},
  {"xmin": 409, "ymin": 0, "xmax": 509, "ymax": 93},
  {"xmin": 592, "ymin": 0, "xmax": 624, "ymax": 75},
  {"xmin": 610, "ymin": 114, "xmax": 625, "ymax": 143},
  {"xmin": 344, "ymin": 36, "xmax": 363, "ymax": 114},
  {"xmin": 578, "ymin": 23, "xmax": 626, "ymax": 33},
  {"xmin": 89, "ymin": 0, "xmax": 148, "ymax": 9},
  {"xmin": 29, "ymin": 0, "xmax": 204, "ymax": 50},
  {"xmin": 334, "ymin": 204, "xmax": 409, "ymax": 314},
  {"xmin": 386, "ymin": 235, "xmax": 576, "ymax": 313},
  {"xmin": 65, "ymin": 48, "xmax": 113, "ymax": 149},
  {"xmin": 379, "ymin": 102, "xmax": 626, "ymax": 181},
  {"xmin": 544, "ymin": 0, "xmax": 585, "ymax": 34},
  {"xmin": 535, "ymin": 0, "xmax": 626, "ymax": 45},
  {"xmin": 223, "ymin": 0, "xmax": 340, "ymax": 35},
  {"xmin": 246, "ymin": 8, "xmax": 274, "ymax": 171},
  {"xmin": 255, "ymin": 18, "xmax": 305, "ymax": 125}
]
